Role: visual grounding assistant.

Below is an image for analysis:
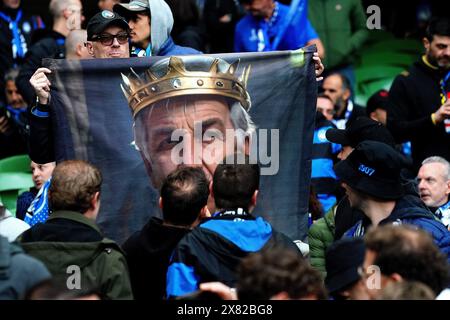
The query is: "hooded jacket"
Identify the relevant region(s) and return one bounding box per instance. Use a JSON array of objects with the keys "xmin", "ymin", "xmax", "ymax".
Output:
[
  {"xmin": 122, "ymin": 217, "xmax": 190, "ymax": 300},
  {"xmin": 0, "ymin": 235, "xmax": 50, "ymax": 299},
  {"xmin": 166, "ymin": 211, "xmax": 301, "ymax": 298},
  {"xmin": 147, "ymin": 0, "xmax": 200, "ymax": 56},
  {"xmin": 20, "ymin": 211, "xmax": 133, "ymax": 300},
  {"xmin": 345, "ymin": 195, "xmax": 450, "ymax": 261}
]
